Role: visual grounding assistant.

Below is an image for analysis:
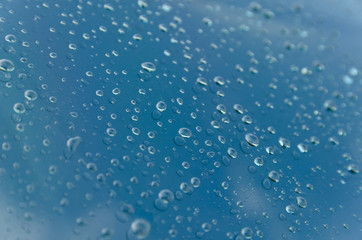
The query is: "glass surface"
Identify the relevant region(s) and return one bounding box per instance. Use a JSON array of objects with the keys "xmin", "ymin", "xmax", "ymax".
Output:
[{"xmin": 0, "ymin": 0, "xmax": 361, "ymax": 239}]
